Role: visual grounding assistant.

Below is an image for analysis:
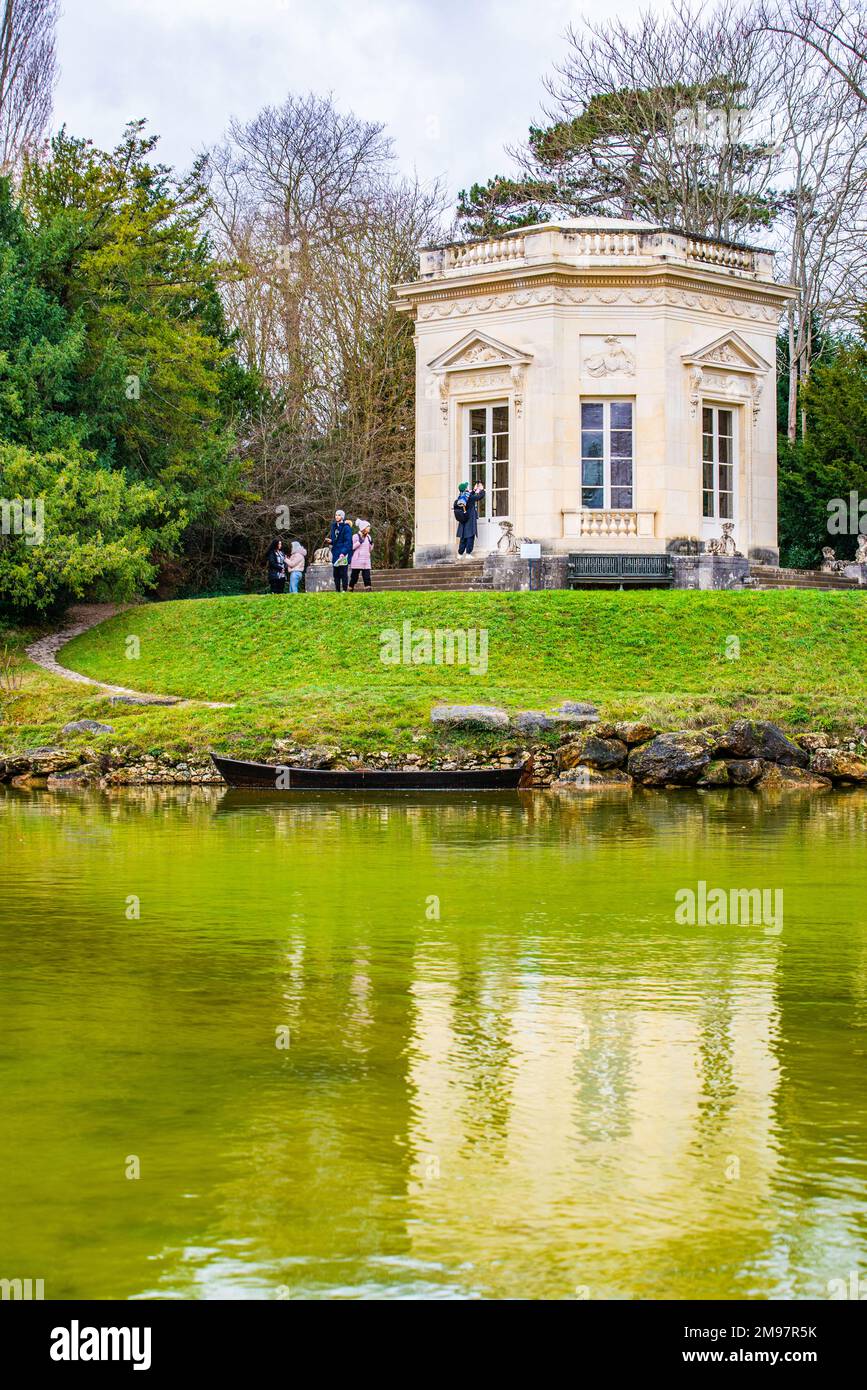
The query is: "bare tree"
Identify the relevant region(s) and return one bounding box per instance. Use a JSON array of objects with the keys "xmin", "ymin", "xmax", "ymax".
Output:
[
  {"xmin": 509, "ymin": 0, "xmax": 785, "ymax": 240},
  {"xmin": 202, "ymin": 94, "xmax": 445, "ymax": 576},
  {"xmin": 0, "ymin": 0, "xmax": 58, "ymax": 172},
  {"xmin": 757, "ymin": 1, "xmax": 867, "ymax": 107},
  {"xmin": 769, "ymin": 14, "xmax": 867, "ymax": 438},
  {"xmin": 494, "ymin": 2, "xmax": 865, "ymax": 440},
  {"xmin": 206, "ymin": 93, "xmax": 393, "ymax": 422}
]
